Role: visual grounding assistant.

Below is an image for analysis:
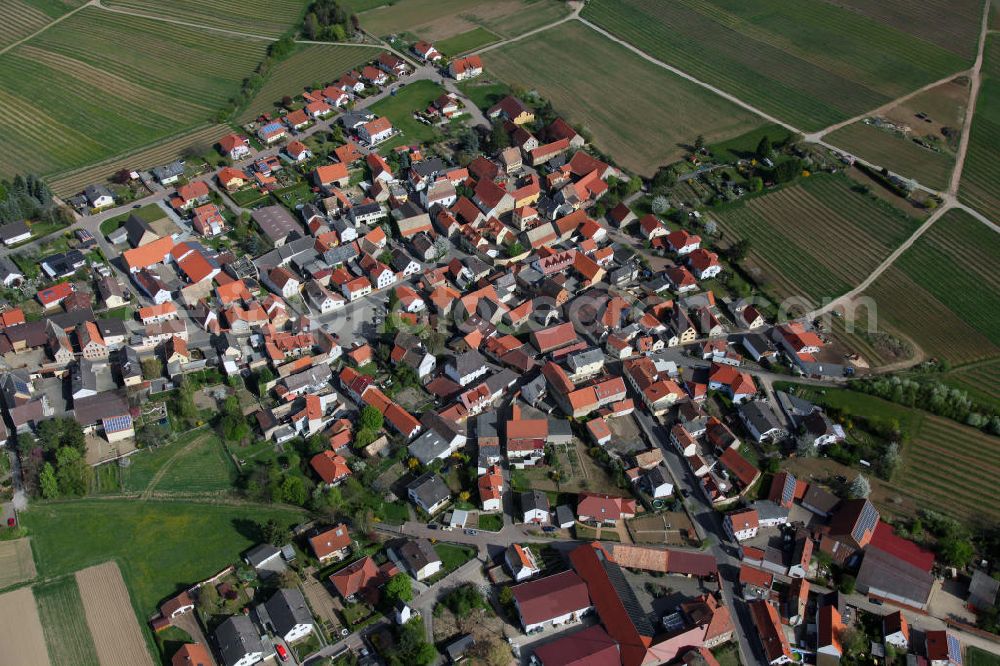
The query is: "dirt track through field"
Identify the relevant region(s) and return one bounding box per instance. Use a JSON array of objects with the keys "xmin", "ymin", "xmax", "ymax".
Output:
[
  {"xmin": 76, "ymin": 562, "xmax": 154, "ymax": 666},
  {"xmin": 0, "ymin": 587, "xmax": 50, "ymax": 665}
]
